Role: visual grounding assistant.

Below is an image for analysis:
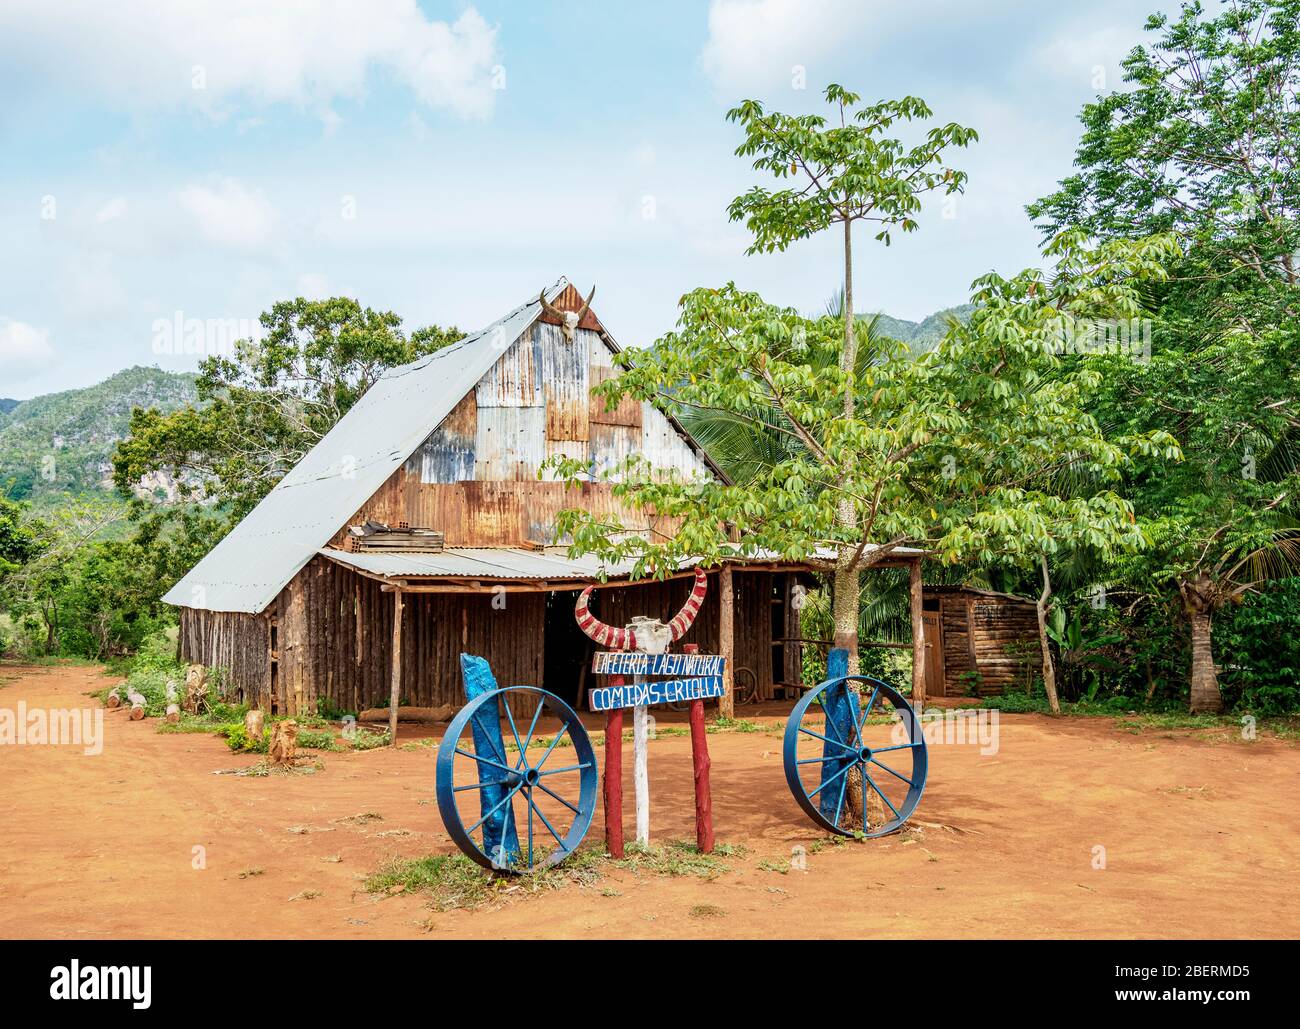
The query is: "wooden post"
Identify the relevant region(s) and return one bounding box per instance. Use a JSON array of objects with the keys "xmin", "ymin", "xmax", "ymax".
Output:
[
  {"xmin": 684, "ymin": 644, "xmax": 713, "ymax": 853},
  {"xmin": 604, "ymin": 681, "xmax": 625, "ymax": 858},
  {"xmin": 910, "ymin": 558, "xmax": 926, "ymax": 714},
  {"xmin": 718, "ymin": 565, "xmax": 735, "ymax": 720},
  {"xmin": 389, "ymin": 588, "xmax": 403, "ymax": 745}
]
